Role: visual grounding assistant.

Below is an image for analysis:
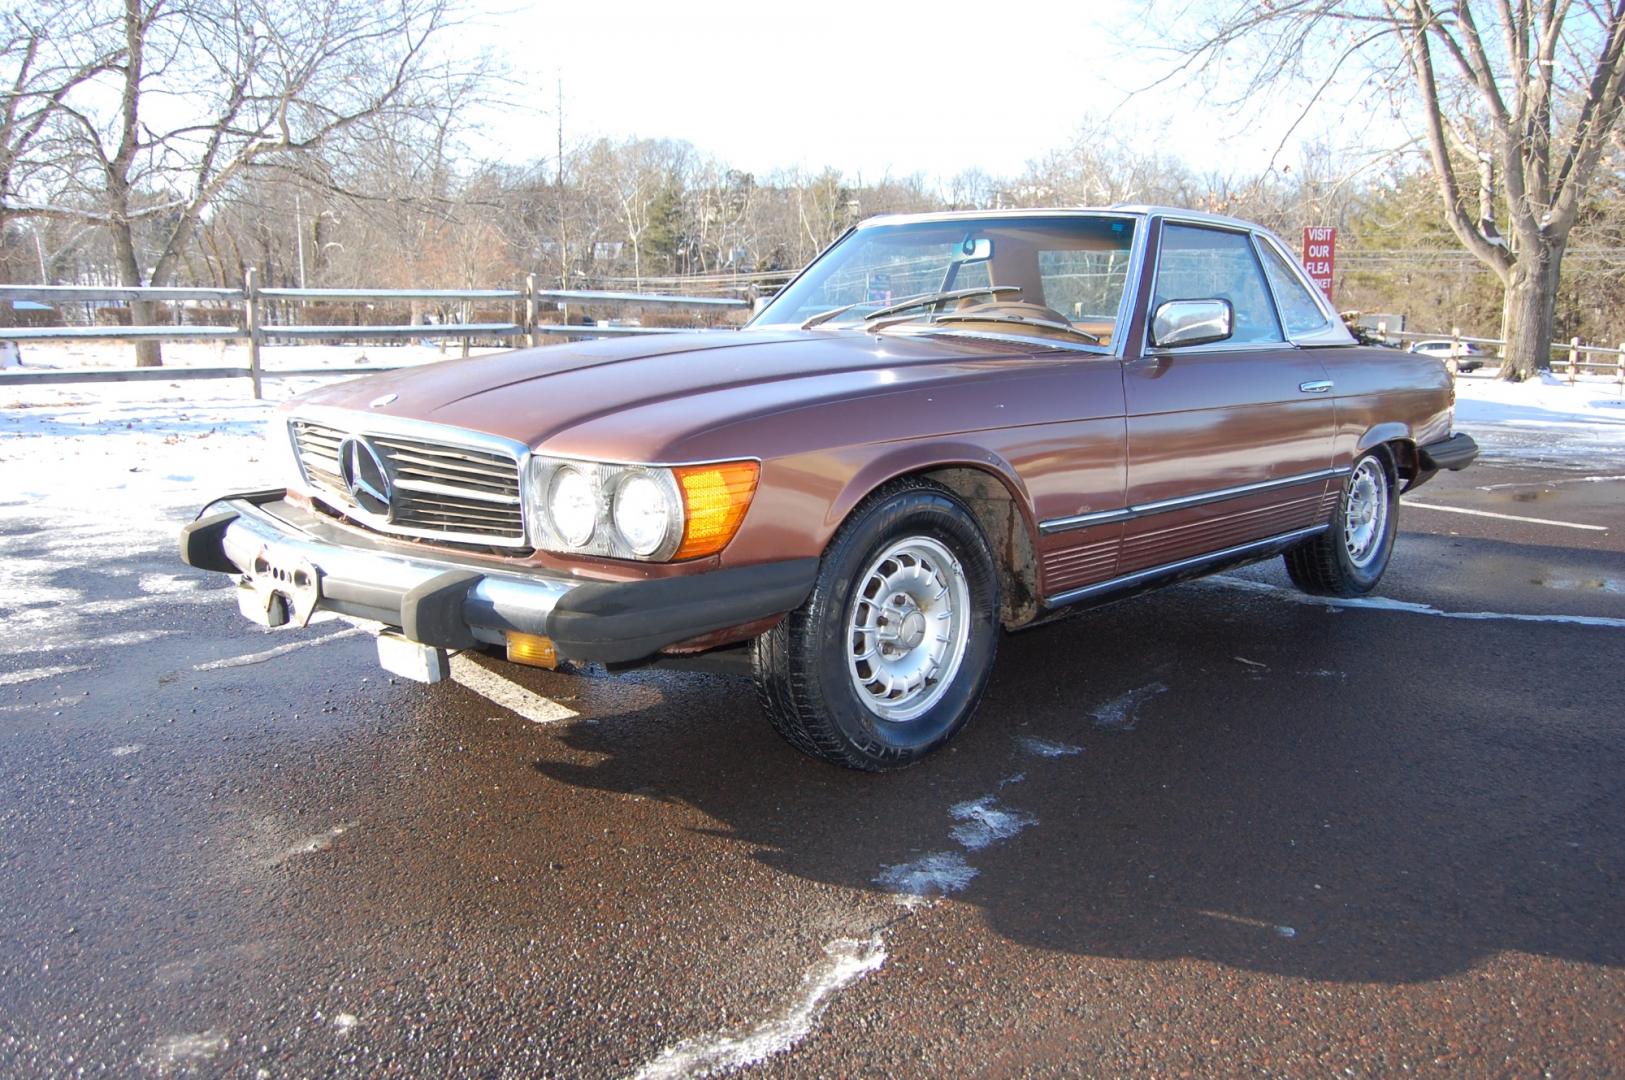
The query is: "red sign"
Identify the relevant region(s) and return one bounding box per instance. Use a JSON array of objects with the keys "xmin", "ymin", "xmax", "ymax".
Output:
[{"xmin": 1302, "ymin": 226, "xmax": 1336, "ymax": 301}]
